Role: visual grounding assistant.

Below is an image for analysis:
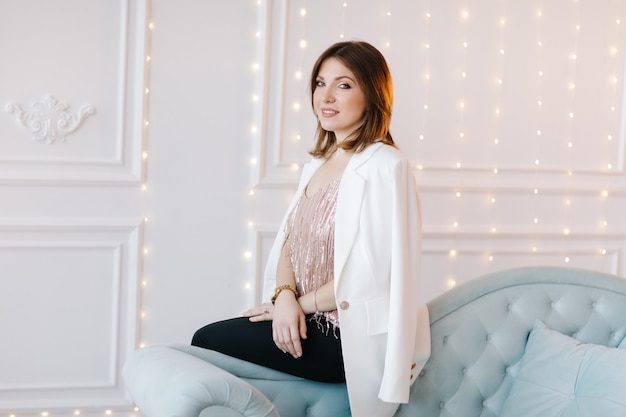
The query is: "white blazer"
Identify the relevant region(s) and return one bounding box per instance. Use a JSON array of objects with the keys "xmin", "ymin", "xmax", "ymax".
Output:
[{"xmin": 263, "ymin": 143, "xmax": 431, "ymax": 417}]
